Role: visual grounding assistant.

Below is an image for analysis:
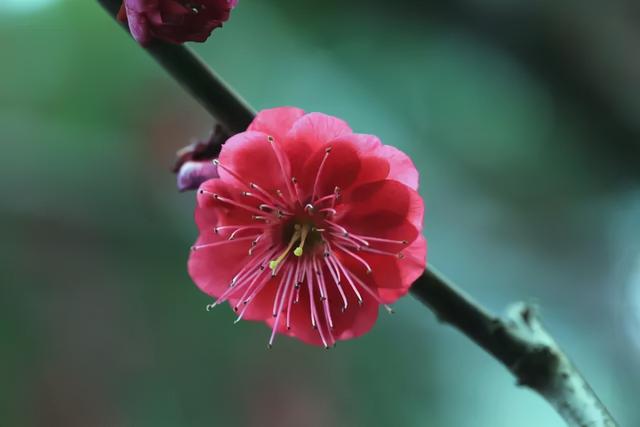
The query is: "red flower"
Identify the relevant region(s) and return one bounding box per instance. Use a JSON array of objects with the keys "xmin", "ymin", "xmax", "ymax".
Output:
[
  {"xmin": 117, "ymin": 0, "xmax": 237, "ymax": 45},
  {"xmin": 188, "ymin": 107, "xmax": 426, "ymax": 347}
]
